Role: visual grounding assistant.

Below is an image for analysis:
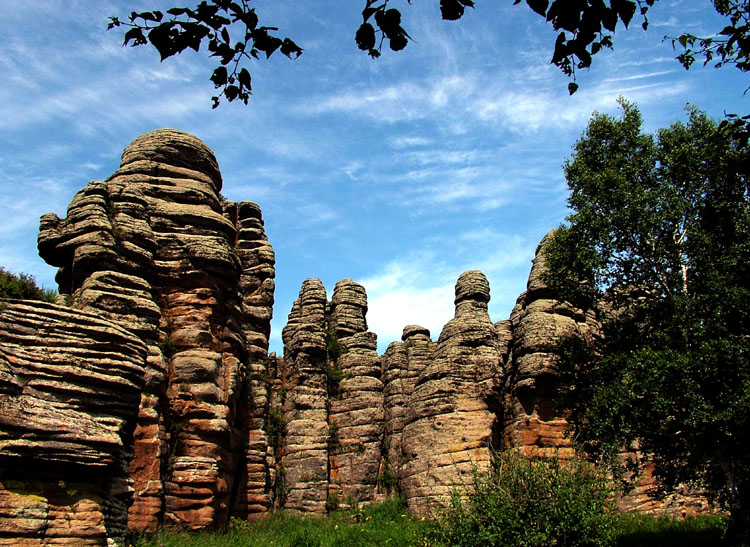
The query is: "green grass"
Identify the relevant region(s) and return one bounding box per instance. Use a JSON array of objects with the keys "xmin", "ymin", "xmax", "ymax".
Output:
[
  {"xmin": 128, "ymin": 500, "xmax": 729, "ymax": 547},
  {"xmin": 613, "ymin": 512, "xmax": 730, "ymax": 547},
  {"xmin": 129, "ymin": 496, "xmax": 422, "ymax": 547}
]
